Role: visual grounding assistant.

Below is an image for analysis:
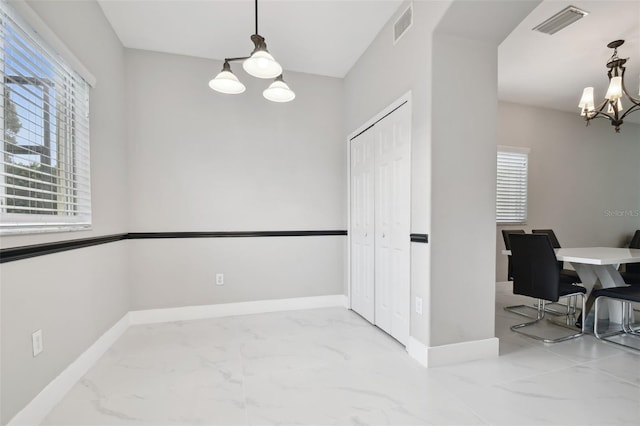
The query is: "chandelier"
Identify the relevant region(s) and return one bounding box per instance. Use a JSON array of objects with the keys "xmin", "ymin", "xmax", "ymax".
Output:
[
  {"xmin": 578, "ymin": 40, "xmax": 639, "ymax": 133},
  {"xmin": 208, "ymin": 0, "xmax": 295, "ymax": 102}
]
